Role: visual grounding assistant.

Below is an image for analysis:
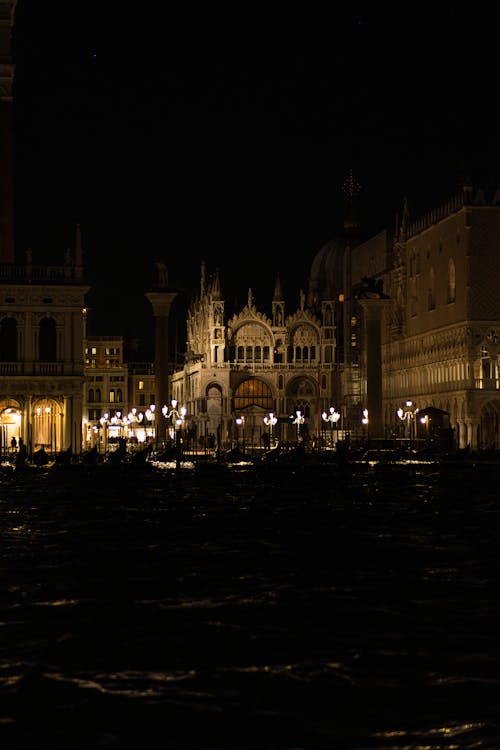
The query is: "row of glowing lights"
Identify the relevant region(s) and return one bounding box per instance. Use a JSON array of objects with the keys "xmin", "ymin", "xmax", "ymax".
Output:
[
  {"xmin": 10, "ymin": 402, "xmax": 425, "ymax": 429},
  {"xmin": 84, "ymin": 399, "xmax": 187, "ymax": 433},
  {"xmin": 88, "ymin": 404, "xmax": 422, "ymax": 432}
]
